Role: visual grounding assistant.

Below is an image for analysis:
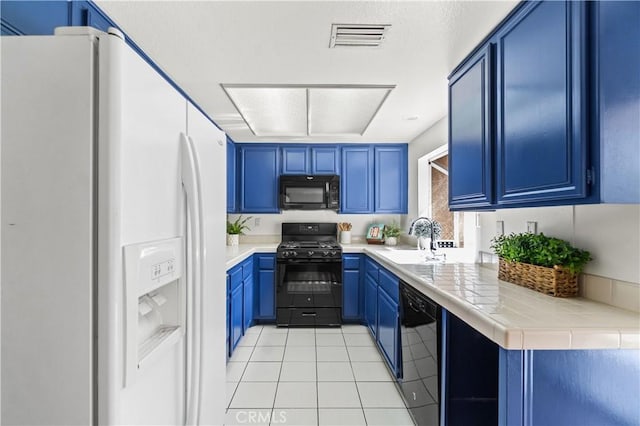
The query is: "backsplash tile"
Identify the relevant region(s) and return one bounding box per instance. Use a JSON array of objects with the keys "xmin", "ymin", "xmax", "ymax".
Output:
[
  {"xmin": 612, "ymin": 279, "xmax": 640, "ymax": 313},
  {"xmin": 580, "ymin": 274, "xmax": 613, "ymax": 305}
]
